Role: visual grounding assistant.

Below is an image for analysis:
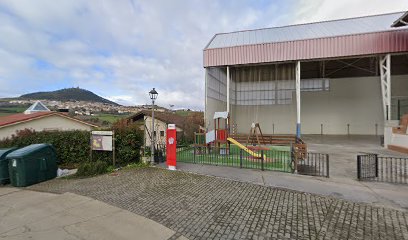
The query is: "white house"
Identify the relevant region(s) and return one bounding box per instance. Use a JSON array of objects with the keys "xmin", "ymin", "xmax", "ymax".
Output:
[{"xmin": 0, "ymin": 101, "xmax": 98, "ymax": 140}]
